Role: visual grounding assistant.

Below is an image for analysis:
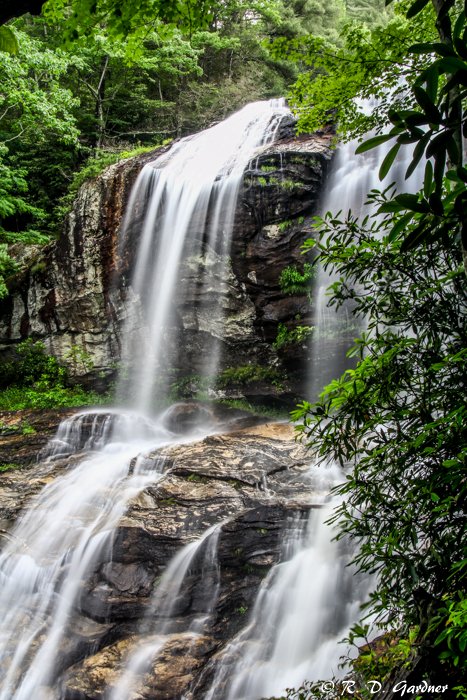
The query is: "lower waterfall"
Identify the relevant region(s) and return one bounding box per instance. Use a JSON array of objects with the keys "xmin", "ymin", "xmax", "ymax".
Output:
[
  {"xmin": 0, "ymin": 100, "xmax": 376, "ymax": 700},
  {"xmin": 204, "ymin": 466, "xmax": 371, "ymax": 700}
]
